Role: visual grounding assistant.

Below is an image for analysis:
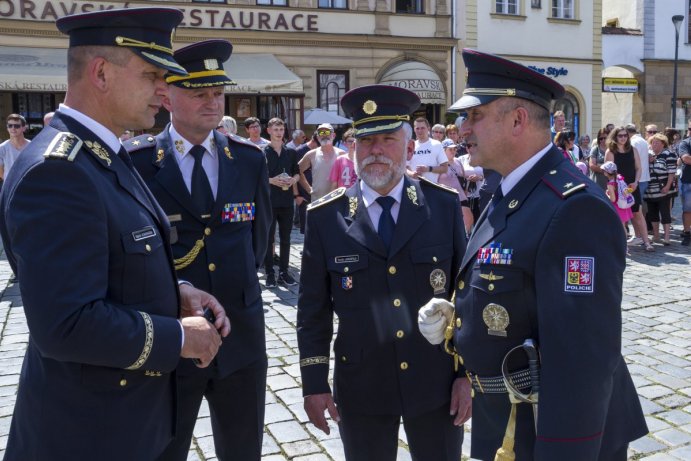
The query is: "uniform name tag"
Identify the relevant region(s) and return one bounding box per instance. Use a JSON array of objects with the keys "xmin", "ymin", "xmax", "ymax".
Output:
[
  {"xmin": 167, "ymin": 214, "xmax": 182, "ymax": 223},
  {"xmin": 132, "ymin": 226, "xmax": 156, "ymax": 241},
  {"xmin": 564, "ymin": 256, "xmax": 594, "ymax": 293},
  {"xmin": 335, "ymin": 255, "xmax": 359, "ymax": 264},
  {"xmin": 222, "ymin": 202, "xmax": 255, "ymax": 223}
]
